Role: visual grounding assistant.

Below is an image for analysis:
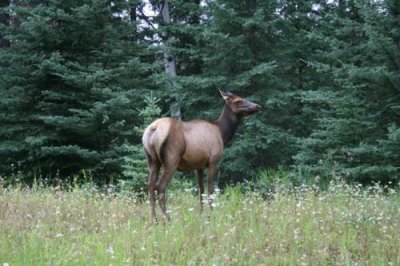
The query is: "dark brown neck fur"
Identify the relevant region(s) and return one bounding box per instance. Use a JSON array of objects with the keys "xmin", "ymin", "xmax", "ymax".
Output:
[{"xmin": 215, "ymin": 104, "xmax": 239, "ymax": 144}]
